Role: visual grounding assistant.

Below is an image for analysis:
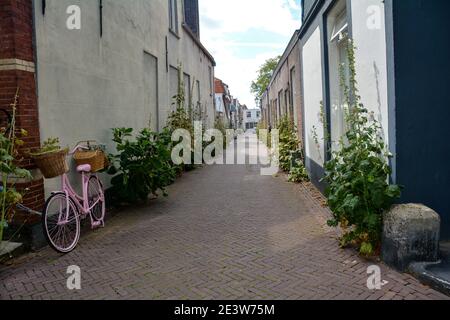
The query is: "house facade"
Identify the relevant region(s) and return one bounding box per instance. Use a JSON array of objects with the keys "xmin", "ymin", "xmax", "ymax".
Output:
[
  {"xmin": 299, "ymin": 0, "xmax": 450, "ymax": 238},
  {"xmin": 0, "ymin": 0, "xmax": 216, "ymax": 213},
  {"xmin": 244, "ymin": 109, "xmax": 261, "ymax": 130},
  {"xmin": 261, "ymin": 30, "xmax": 303, "ymax": 139},
  {"xmin": 229, "ymin": 98, "xmax": 241, "ymax": 130},
  {"xmin": 214, "ymin": 77, "xmax": 231, "ymax": 126}
]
